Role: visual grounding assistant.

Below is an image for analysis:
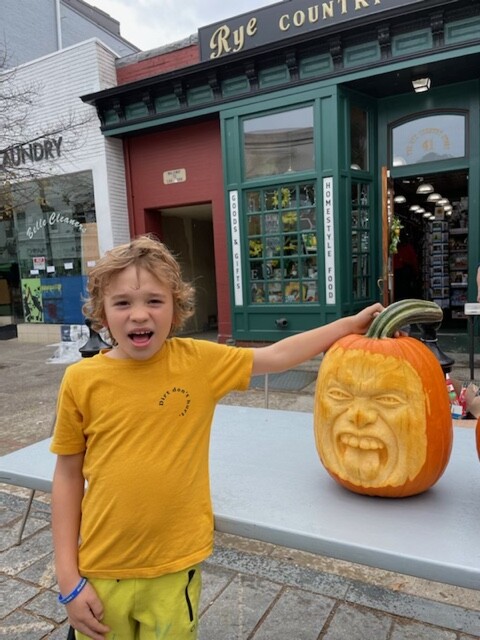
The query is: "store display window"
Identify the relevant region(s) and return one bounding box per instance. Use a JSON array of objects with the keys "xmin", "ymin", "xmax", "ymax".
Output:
[
  {"xmin": 246, "ymin": 183, "xmax": 318, "ymax": 305},
  {"xmin": 350, "ymin": 106, "xmax": 369, "ymax": 171},
  {"xmin": 0, "ymin": 170, "xmax": 99, "ymax": 324},
  {"xmin": 243, "ymin": 106, "xmax": 314, "ymax": 178},
  {"xmin": 242, "ymin": 105, "xmax": 317, "ymax": 306},
  {"xmin": 351, "ymin": 181, "xmax": 371, "ymax": 300}
]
